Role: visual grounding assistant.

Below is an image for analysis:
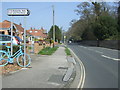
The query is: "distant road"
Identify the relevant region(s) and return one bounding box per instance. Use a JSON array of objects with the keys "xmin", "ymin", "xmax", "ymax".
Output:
[{"xmin": 68, "ymin": 44, "xmax": 119, "ymax": 88}]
